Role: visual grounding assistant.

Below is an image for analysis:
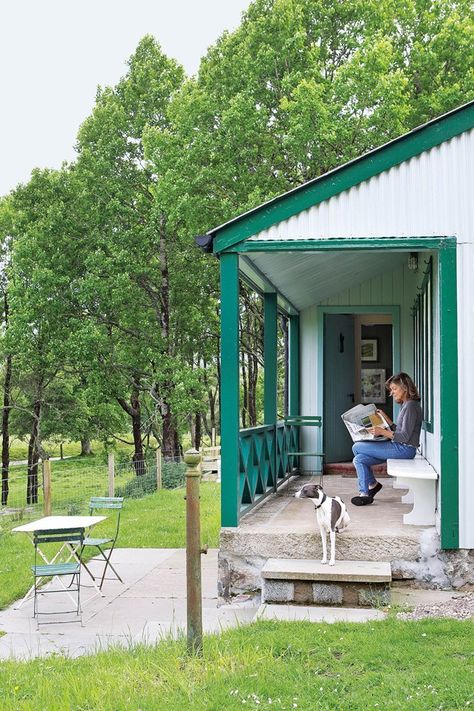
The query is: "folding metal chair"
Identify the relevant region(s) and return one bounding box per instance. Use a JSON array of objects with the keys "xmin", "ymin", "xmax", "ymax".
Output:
[
  {"xmin": 80, "ymin": 497, "xmax": 124, "ymax": 590},
  {"xmin": 32, "ymin": 527, "xmax": 84, "ymax": 627}
]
